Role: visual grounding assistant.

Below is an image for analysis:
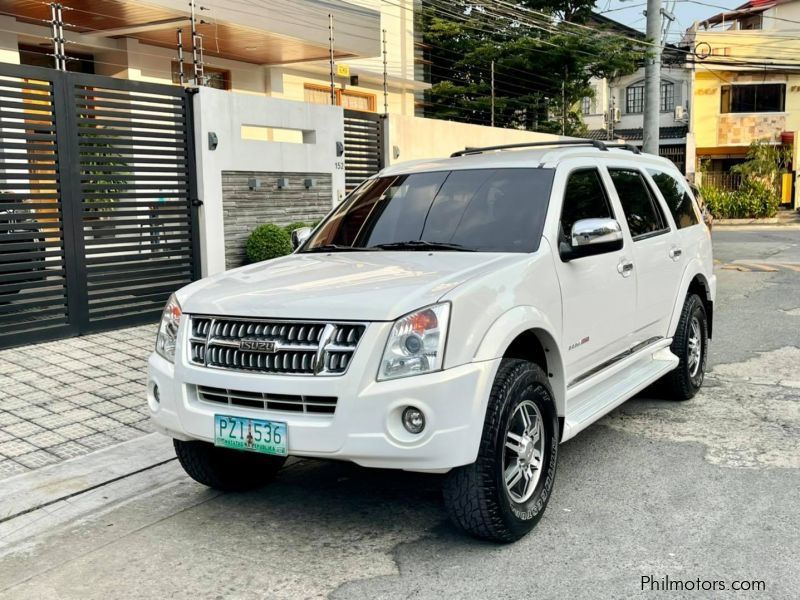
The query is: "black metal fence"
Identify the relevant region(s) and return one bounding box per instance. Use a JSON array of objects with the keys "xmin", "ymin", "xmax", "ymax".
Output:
[
  {"xmin": 701, "ymin": 172, "xmax": 743, "ymax": 191},
  {"xmin": 343, "ymin": 109, "xmax": 385, "ymax": 191},
  {"xmin": 0, "ymin": 63, "xmax": 199, "ymax": 349}
]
